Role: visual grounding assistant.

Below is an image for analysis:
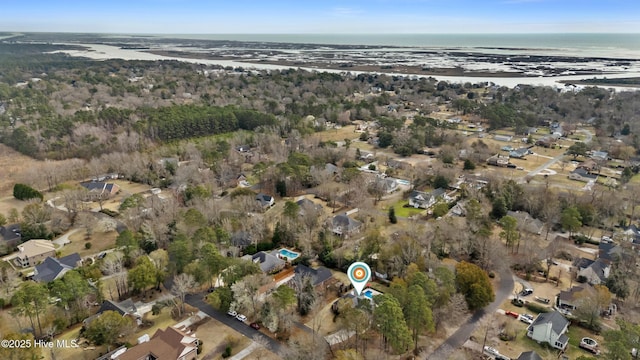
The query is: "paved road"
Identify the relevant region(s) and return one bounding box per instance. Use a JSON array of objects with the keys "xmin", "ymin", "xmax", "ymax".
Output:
[
  {"xmin": 424, "ymin": 265, "xmax": 514, "ymax": 359},
  {"xmin": 520, "ymin": 127, "xmax": 594, "ymax": 181},
  {"xmin": 185, "ymin": 293, "xmax": 284, "ymax": 356}
]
